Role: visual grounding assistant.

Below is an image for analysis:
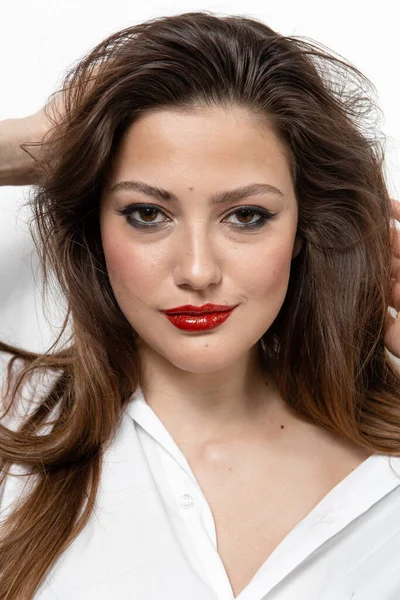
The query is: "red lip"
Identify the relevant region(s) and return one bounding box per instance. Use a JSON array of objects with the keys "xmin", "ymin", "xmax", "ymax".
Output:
[
  {"xmin": 163, "ymin": 308, "xmax": 235, "ymax": 331},
  {"xmin": 163, "ymin": 303, "xmax": 235, "ymax": 315}
]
